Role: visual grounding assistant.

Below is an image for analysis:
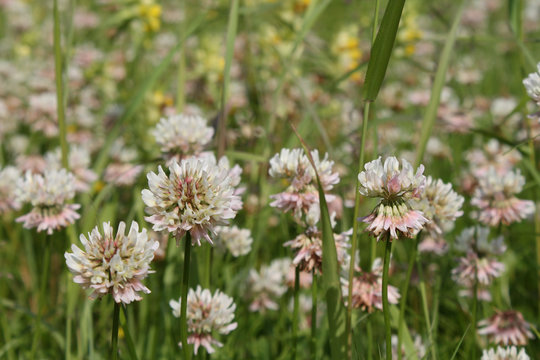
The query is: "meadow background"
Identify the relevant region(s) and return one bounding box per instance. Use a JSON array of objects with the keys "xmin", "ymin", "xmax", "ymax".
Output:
[{"xmin": 1, "ymin": 0, "xmax": 540, "ymax": 359}]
